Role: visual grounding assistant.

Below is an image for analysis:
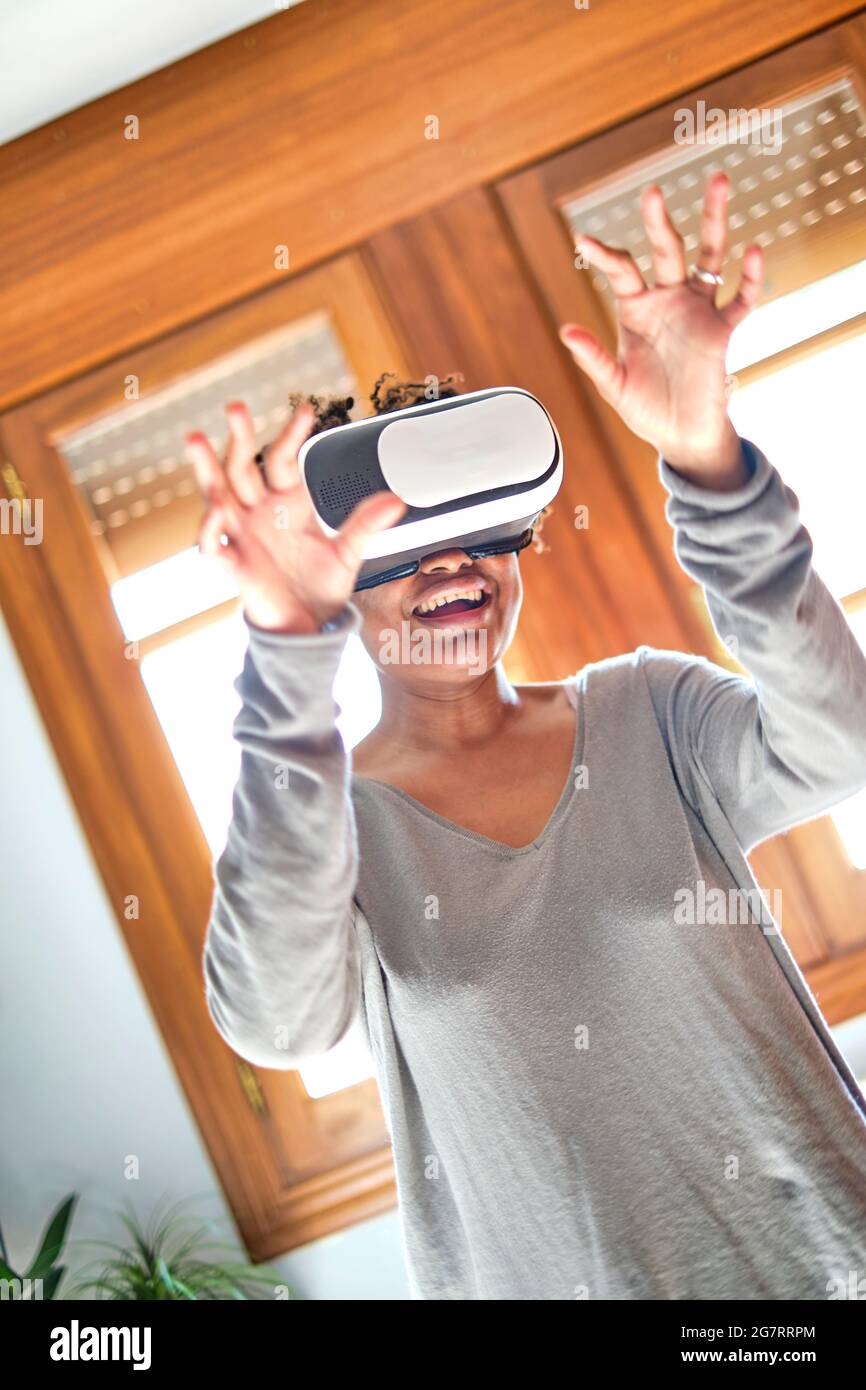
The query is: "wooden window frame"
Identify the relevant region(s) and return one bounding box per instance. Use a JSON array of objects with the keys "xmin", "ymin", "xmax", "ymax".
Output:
[
  {"xmin": 1, "ymin": 1, "xmax": 858, "ymax": 414},
  {"xmin": 0, "ymin": 254, "xmax": 414, "ymax": 1260},
  {"xmin": 498, "ymin": 15, "xmax": 866, "ymax": 642}
]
